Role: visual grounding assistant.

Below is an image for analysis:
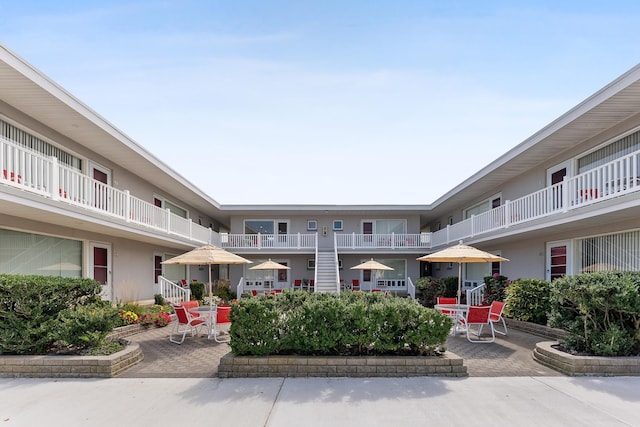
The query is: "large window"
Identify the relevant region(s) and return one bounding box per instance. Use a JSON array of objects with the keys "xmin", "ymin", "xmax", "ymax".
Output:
[
  {"xmin": 0, "ymin": 229, "xmax": 82, "ymax": 277},
  {"xmin": 0, "ymin": 118, "xmax": 82, "ymax": 170},
  {"xmin": 578, "ymin": 130, "xmax": 640, "ymax": 174},
  {"xmin": 464, "ymin": 195, "xmax": 501, "ymax": 219},
  {"xmin": 578, "ymin": 230, "xmax": 640, "ymax": 272},
  {"xmin": 245, "ymin": 220, "xmax": 274, "ymax": 234}
]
